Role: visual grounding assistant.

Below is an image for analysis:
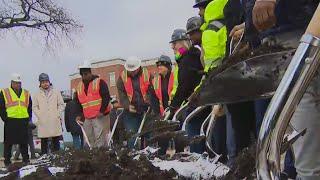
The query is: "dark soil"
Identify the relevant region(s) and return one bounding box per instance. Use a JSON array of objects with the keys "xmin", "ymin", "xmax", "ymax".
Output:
[
  {"xmin": 213, "ymin": 44, "xmax": 292, "ymax": 78},
  {"xmin": 16, "ymin": 148, "xmax": 179, "ymax": 180},
  {"xmin": 224, "ymin": 144, "xmax": 257, "ymax": 180}
]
